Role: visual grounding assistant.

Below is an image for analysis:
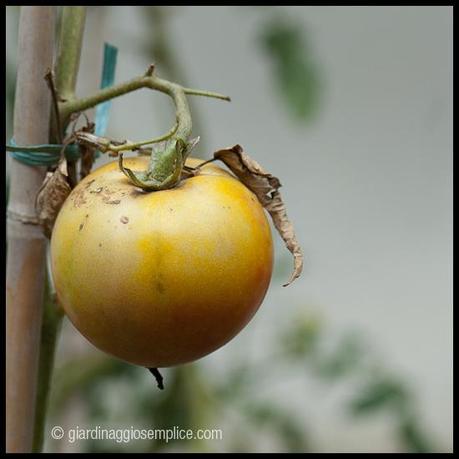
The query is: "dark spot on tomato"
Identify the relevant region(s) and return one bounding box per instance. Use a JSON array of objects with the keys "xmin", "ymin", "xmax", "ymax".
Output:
[
  {"xmin": 85, "ymin": 179, "xmax": 95, "ymax": 189},
  {"xmin": 120, "ymin": 216, "xmax": 129, "ymax": 224},
  {"xmin": 156, "ymin": 280, "xmax": 166, "ymax": 294},
  {"xmin": 130, "ymin": 189, "xmax": 147, "ymax": 198},
  {"xmin": 99, "ymin": 189, "xmax": 122, "ymax": 205},
  {"xmin": 73, "ymin": 189, "xmax": 87, "ymax": 208}
]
